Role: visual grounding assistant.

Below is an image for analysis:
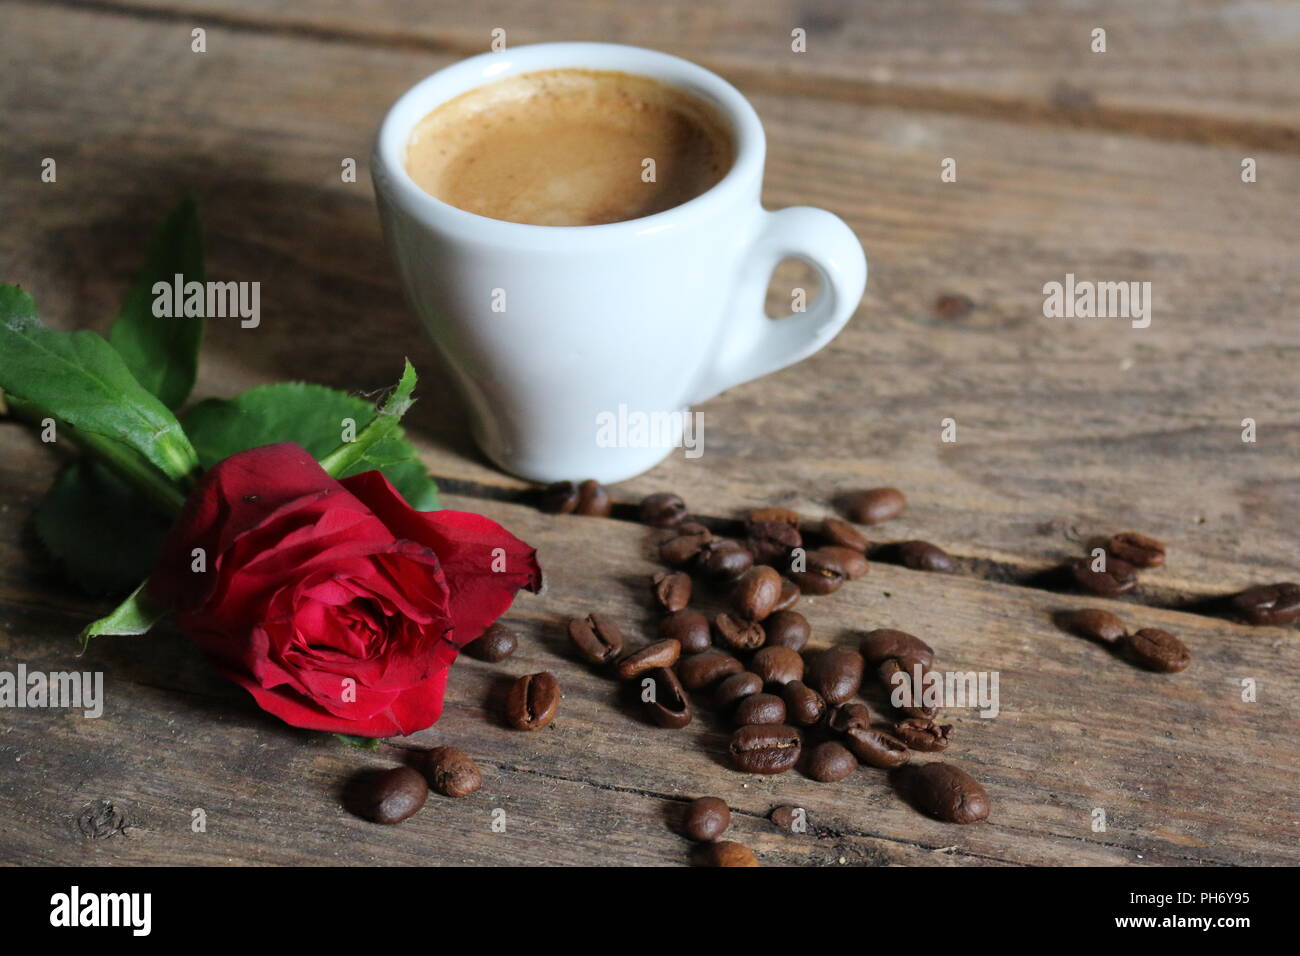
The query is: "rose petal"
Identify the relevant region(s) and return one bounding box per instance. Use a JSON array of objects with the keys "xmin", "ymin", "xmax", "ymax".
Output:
[
  {"xmin": 151, "ymin": 443, "xmax": 375, "ymax": 611},
  {"xmin": 342, "ymin": 471, "xmax": 542, "ymax": 644}
]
